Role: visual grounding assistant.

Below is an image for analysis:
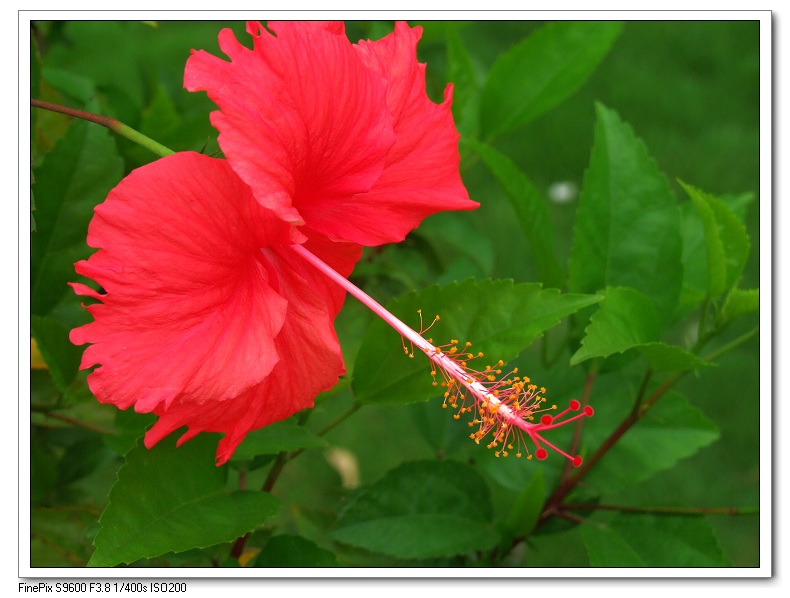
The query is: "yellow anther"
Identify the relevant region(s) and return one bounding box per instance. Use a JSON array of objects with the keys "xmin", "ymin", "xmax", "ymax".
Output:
[{"xmin": 453, "ymin": 414, "xmax": 460, "ymax": 420}]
